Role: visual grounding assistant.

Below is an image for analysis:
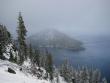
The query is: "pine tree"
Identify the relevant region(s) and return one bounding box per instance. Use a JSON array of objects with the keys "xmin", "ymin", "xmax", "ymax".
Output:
[
  {"xmin": 102, "ymin": 78, "xmax": 107, "ymax": 83},
  {"xmin": 60, "ymin": 58, "xmax": 71, "ymax": 82},
  {"xmin": 0, "ymin": 24, "xmax": 11, "ymax": 59},
  {"xmin": 14, "ymin": 56, "xmax": 17, "ymax": 63},
  {"xmin": 92, "ymin": 69, "xmax": 101, "ymax": 83},
  {"xmin": 17, "ymin": 12, "xmax": 27, "ymax": 65},
  {"xmin": 39, "ymin": 54, "xmax": 47, "ymax": 68},
  {"xmin": 0, "ymin": 36, "xmax": 2, "ymax": 57},
  {"xmin": 9, "ymin": 50, "xmax": 14, "ymax": 62},
  {"xmin": 34, "ymin": 49, "xmax": 40, "ymax": 67},
  {"xmin": 28, "ymin": 43, "xmax": 33, "ymax": 60},
  {"xmin": 79, "ymin": 66, "xmax": 88, "ymax": 83},
  {"xmin": 54, "ymin": 68, "xmax": 60, "ymax": 83},
  {"xmin": 27, "ymin": 44, "xmax": 39, "ymax": 66},
  {"xmin": 45, "ymin": 51, "xmax": 53, "ymax": 81},
  {"xmin": 3, "ymin": 26, "xmax": 11, "ymax": 43}
]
